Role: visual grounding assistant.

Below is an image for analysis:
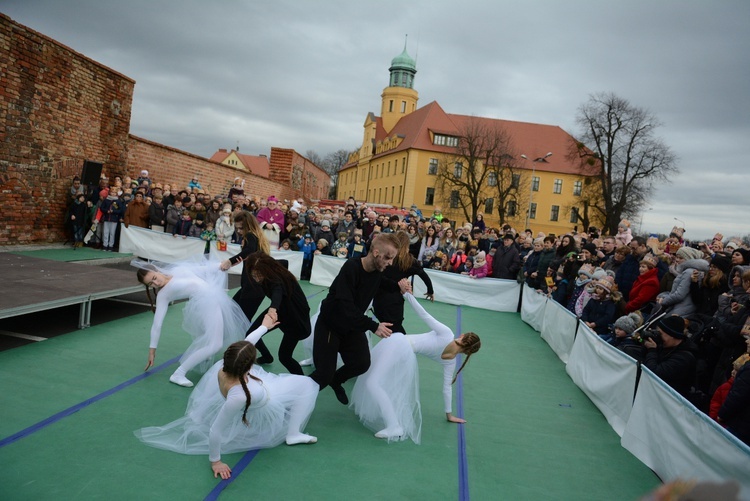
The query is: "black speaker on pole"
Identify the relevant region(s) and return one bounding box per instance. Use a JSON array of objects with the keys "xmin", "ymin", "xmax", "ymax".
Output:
[{"xmin": 81, "ymin": 160, "xmax": 103, "ymax": 186}]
